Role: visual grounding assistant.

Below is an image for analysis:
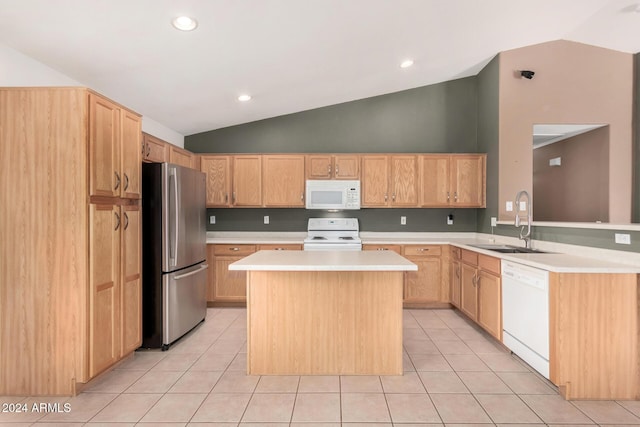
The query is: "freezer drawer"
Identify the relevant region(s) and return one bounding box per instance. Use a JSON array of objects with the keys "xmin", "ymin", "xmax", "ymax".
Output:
[{"xmin": 162, "ymin": 262, "xmax": 208, "ymax": 347}]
